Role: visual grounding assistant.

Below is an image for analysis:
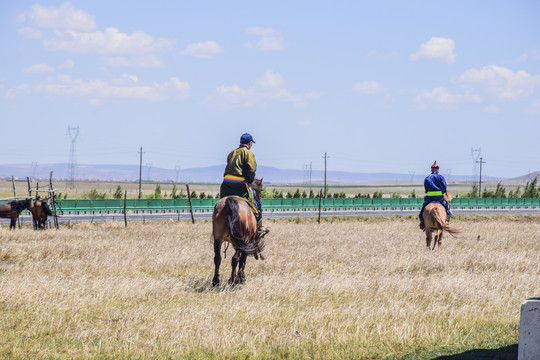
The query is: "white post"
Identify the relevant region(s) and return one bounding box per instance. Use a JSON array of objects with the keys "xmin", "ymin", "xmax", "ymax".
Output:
[{"xmin": 519, "ymin": 298, "xmax": 540, "ymax": 360}]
